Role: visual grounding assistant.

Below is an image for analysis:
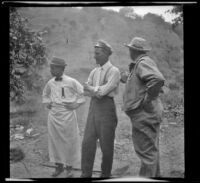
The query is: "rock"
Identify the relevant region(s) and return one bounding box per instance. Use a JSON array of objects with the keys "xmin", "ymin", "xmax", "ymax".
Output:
[
  {"xmin": 169, "ymin": 122, "xmax": 177, "ymax": 125},
  {"xmin": 14, "ymin": 134, "xmax": 24, "ymax": 140},
  {"xmin": 15, "ymin": 125, "xmax": 24, "ymax": 131},
  {"xmin": 26, "ymin": 128, "xmax": 33, "ymax": 135}
]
